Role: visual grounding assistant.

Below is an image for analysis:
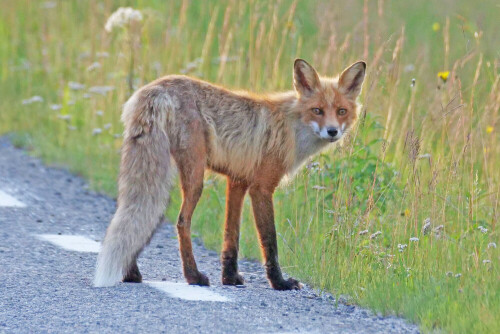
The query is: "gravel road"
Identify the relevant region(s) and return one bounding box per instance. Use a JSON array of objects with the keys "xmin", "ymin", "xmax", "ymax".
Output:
[{"xmin": 0, "ymin": 137, "xmax": 418, "ymax": 333}]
